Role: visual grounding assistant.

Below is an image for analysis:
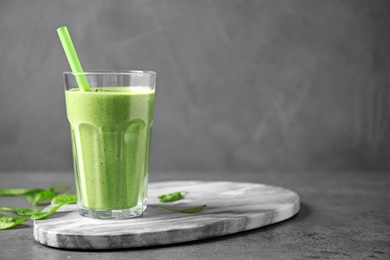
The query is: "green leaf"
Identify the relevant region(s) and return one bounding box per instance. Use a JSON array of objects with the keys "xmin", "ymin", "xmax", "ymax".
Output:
[
  {"xmin": 160, "ymin": 204, "xmax": 206, "ymax": 214},
  {"xmin": 0, "ymin": 185, "xmax": 69, "ymax": 199},
  {"xmin": 0, "ymin": 214, "xmax": 14, "ymax": 222},
  {"xmin": 31, "ymin": 204, "xmax": 65, "ymax": 220},
  {"xmin": 0, "ymin": 207, "xmax": 40, "ymax": 216},
  {"xmin": 30, "ymin": 189, "xmax": 57, "ymax": 206},
  {"xmin": 25, "ymin": 185, "xmax": 70, "ymax": 205},
  {"xmin": 0, "ymin": 188, "xmax": 30, "ymax": 196},
  {"xmin": 0, "ymin": 184, "xmax": 72, "ymax": 228},
  {"xmin": 0, "ymin": 214, "xmax": 27, "ymax": 230},
  {"xmin": 51, "ymin": 194, "xmax": 77, "ymax": 205},
  {"xmin": 24, "ymin": 189, "xmax": 44, "ymax": 203},
  {"xmin": 49, "ymin": 185, "xmax": 70, "ymax": 191},
  {"xmin": 158, "ymin": 191, "xmax": 187, "ymax": 202}
]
